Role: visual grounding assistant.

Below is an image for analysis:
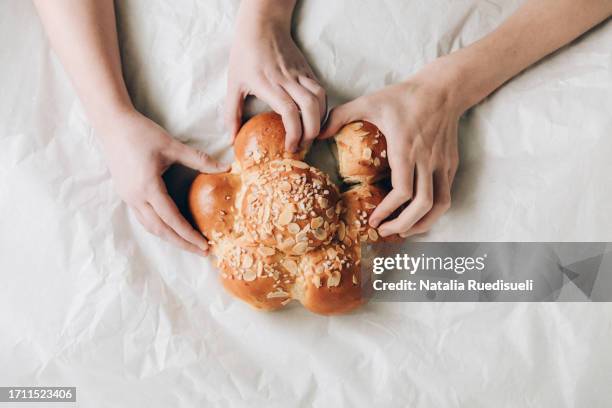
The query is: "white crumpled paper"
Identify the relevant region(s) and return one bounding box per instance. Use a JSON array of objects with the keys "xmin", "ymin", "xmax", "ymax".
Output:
[{"xmin": 1, "ymin": 0, "xmax": 611, "ymax": 406}]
